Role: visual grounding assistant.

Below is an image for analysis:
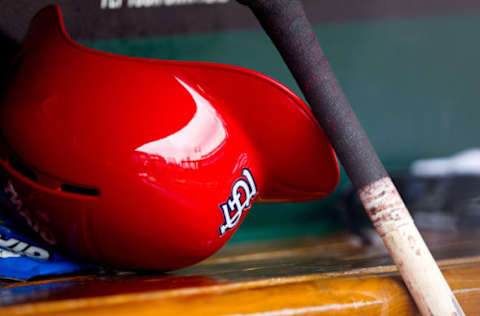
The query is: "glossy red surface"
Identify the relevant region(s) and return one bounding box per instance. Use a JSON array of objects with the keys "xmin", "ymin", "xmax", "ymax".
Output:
[{"xmin": 0, "ymin": 5, "xmax": 339, "ymax": 270}]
